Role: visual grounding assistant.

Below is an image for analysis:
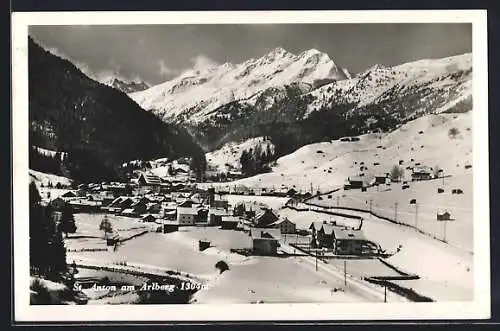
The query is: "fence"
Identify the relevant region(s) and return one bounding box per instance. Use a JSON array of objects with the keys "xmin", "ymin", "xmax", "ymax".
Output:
[{"xmin": 302, "ymin": 201, "xmax": 451, "ymax": 246}]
